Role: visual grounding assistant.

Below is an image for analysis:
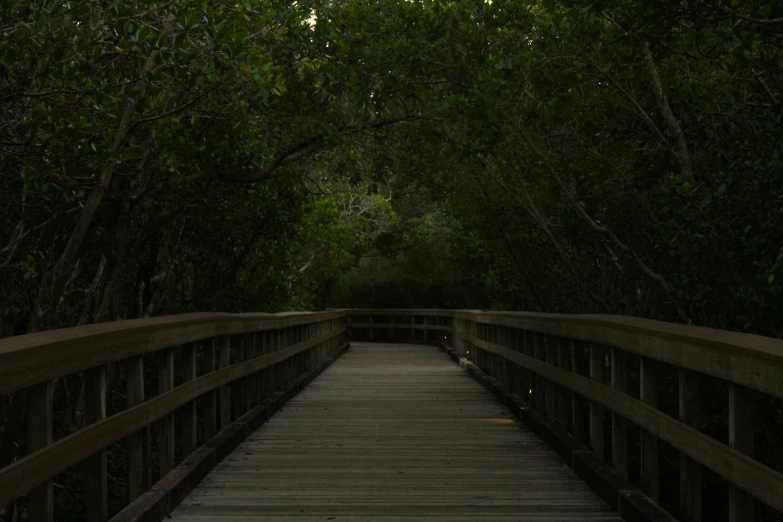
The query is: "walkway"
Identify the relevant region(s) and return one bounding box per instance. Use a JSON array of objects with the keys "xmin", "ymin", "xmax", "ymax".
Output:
[{"xmin": 168, "ymin": 343, "xmax": 623, "ymax": 521}]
